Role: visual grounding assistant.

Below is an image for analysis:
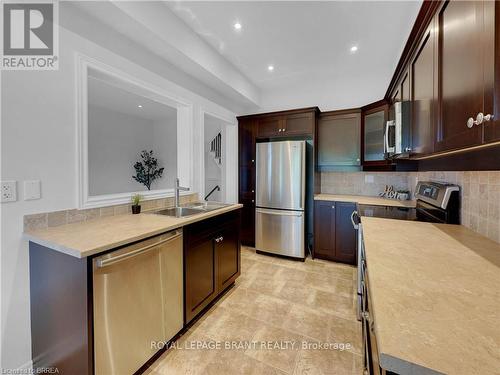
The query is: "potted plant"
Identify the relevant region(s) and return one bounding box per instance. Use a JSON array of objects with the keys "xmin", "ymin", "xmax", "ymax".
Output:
[
  {"xmin": 132, "ymin": 150, "xmax": 164, "ymax": 190},
  {"xmin": 131, "ymin": 194, "xmax": 142, "ymax": 214}
]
